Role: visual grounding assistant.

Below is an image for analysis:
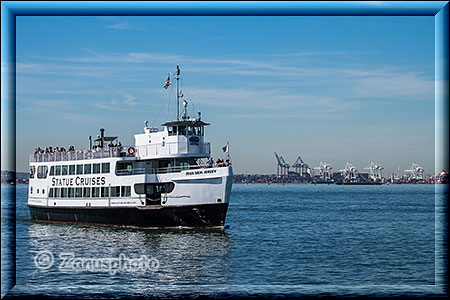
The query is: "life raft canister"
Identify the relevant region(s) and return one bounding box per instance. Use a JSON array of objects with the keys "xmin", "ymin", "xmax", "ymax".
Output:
[{"xmin": 128, "ymin": 147, "xmax": 136, "ymax": 155}]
